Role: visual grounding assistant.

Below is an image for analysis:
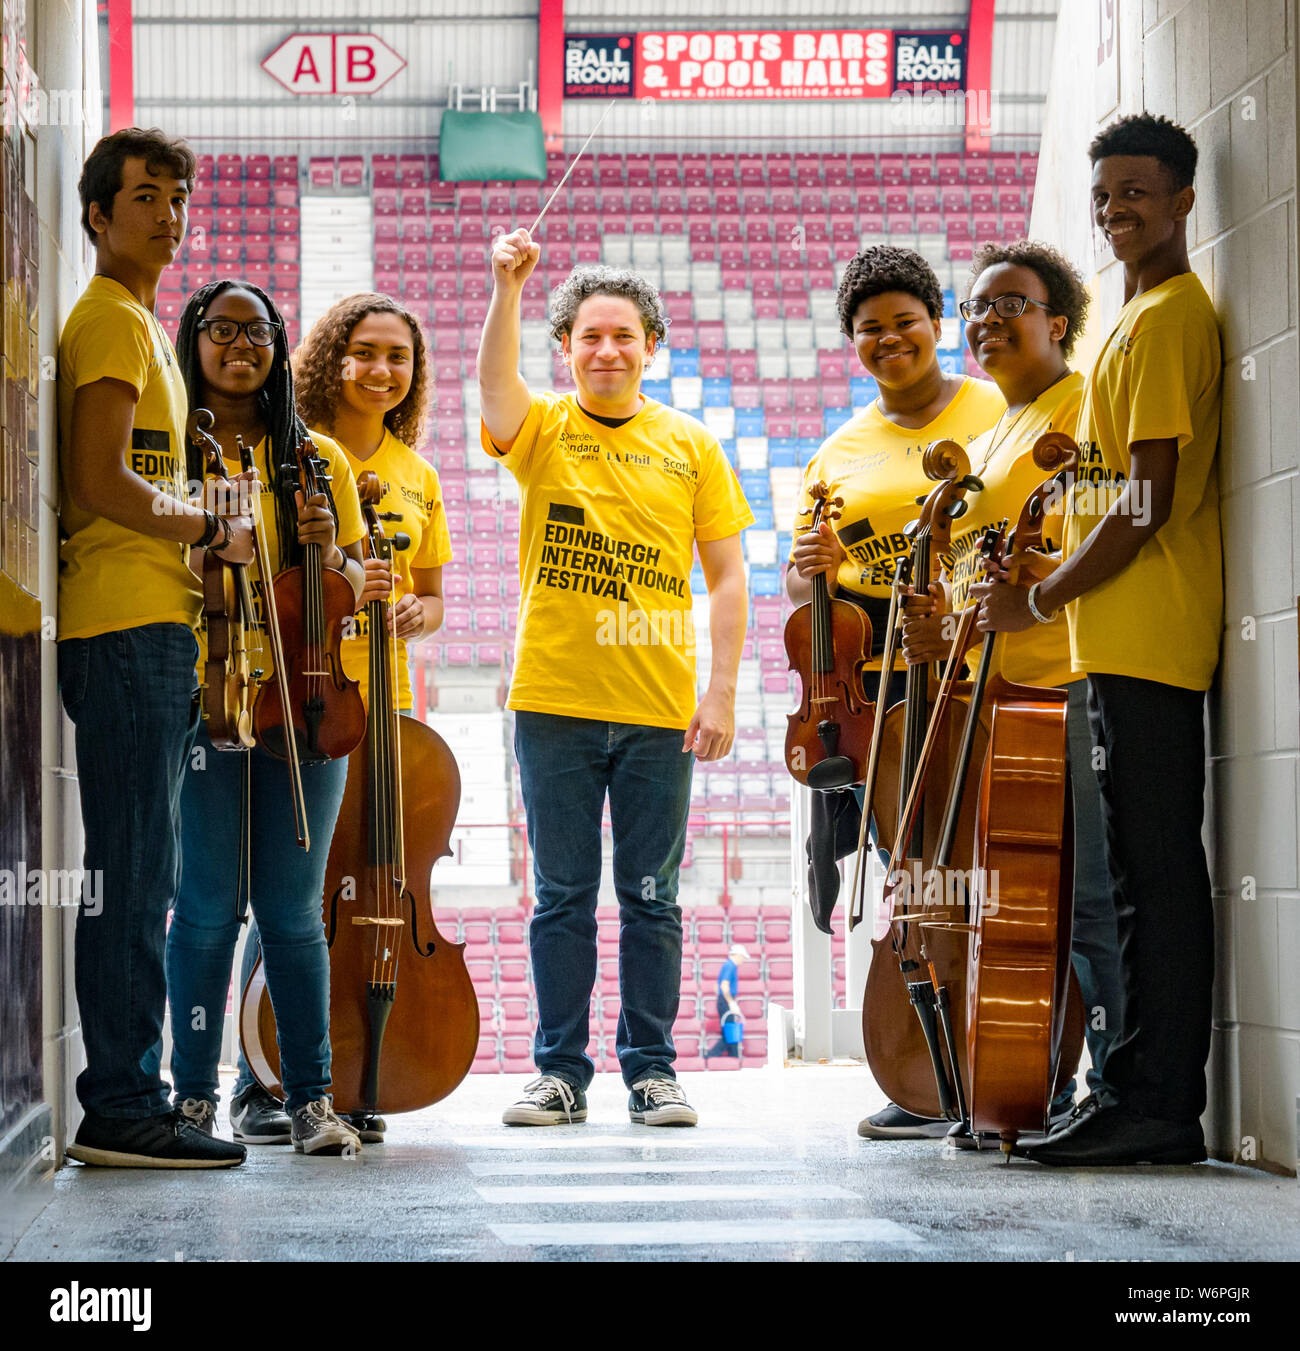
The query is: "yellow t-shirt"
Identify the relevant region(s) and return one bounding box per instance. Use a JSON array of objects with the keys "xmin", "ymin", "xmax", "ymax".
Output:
[
  {"xmin": 792, "ymin": 376, "xmax": 1004, "ymax": 663},
  {"xmin": 335, "ymin": 429, "xmax": 452, "ymax": 713},
  {"xmin": 57, "ymin": 275, "xmax": 201, "ymax": 640},
  {"xmin": 194, "ymin": 431, "xmax": 365, "ymax": 690},
  {"xmin": 1065, "ymin": 273, "xmax": 1223, "ymax": 691},
  {"xmin": 949, "ymin": 371, "xmax": 1083, "ymax": 689},
  {"xmin": 481, "ymin": 392, "xmax": 754, "ymax": 729}
]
